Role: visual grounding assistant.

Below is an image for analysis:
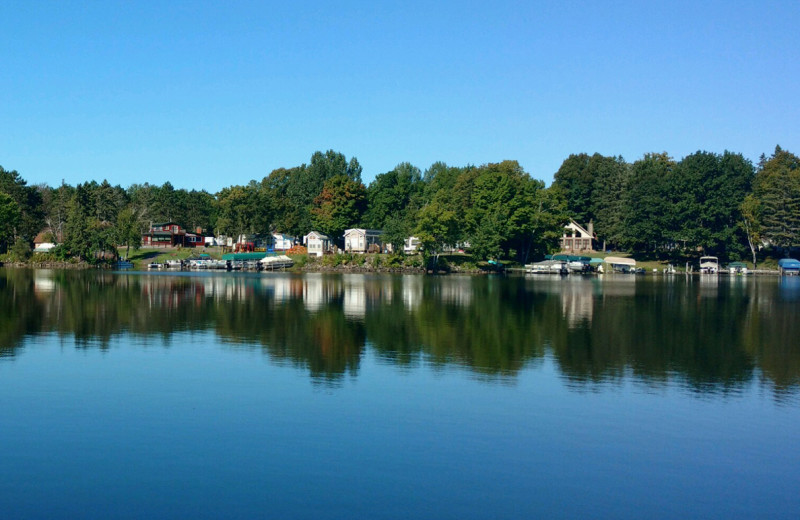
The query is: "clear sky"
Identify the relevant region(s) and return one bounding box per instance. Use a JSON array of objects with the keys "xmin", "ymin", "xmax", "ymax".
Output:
[{"xmin": 2, "ymin": 0, "xmax": 798, "ymax": 192}]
